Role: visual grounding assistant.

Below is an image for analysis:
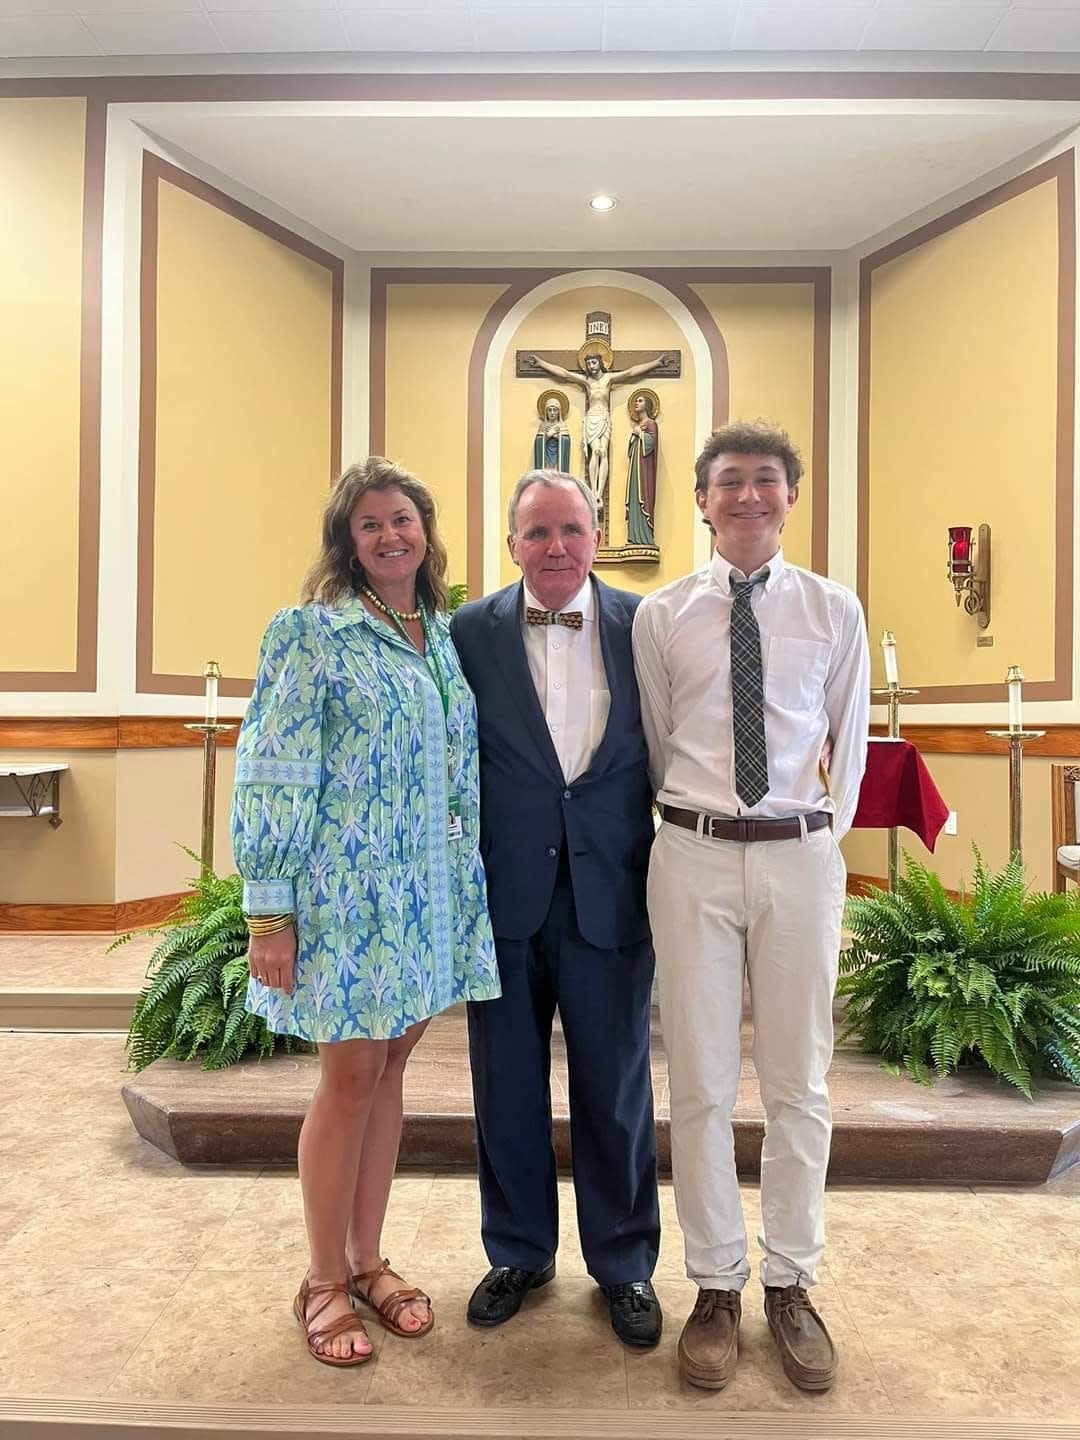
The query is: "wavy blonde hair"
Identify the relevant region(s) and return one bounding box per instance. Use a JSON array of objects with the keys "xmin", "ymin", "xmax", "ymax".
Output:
[{"xmin": 301, "ymin": 457, "xmax": 450, "ymax": 612}]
